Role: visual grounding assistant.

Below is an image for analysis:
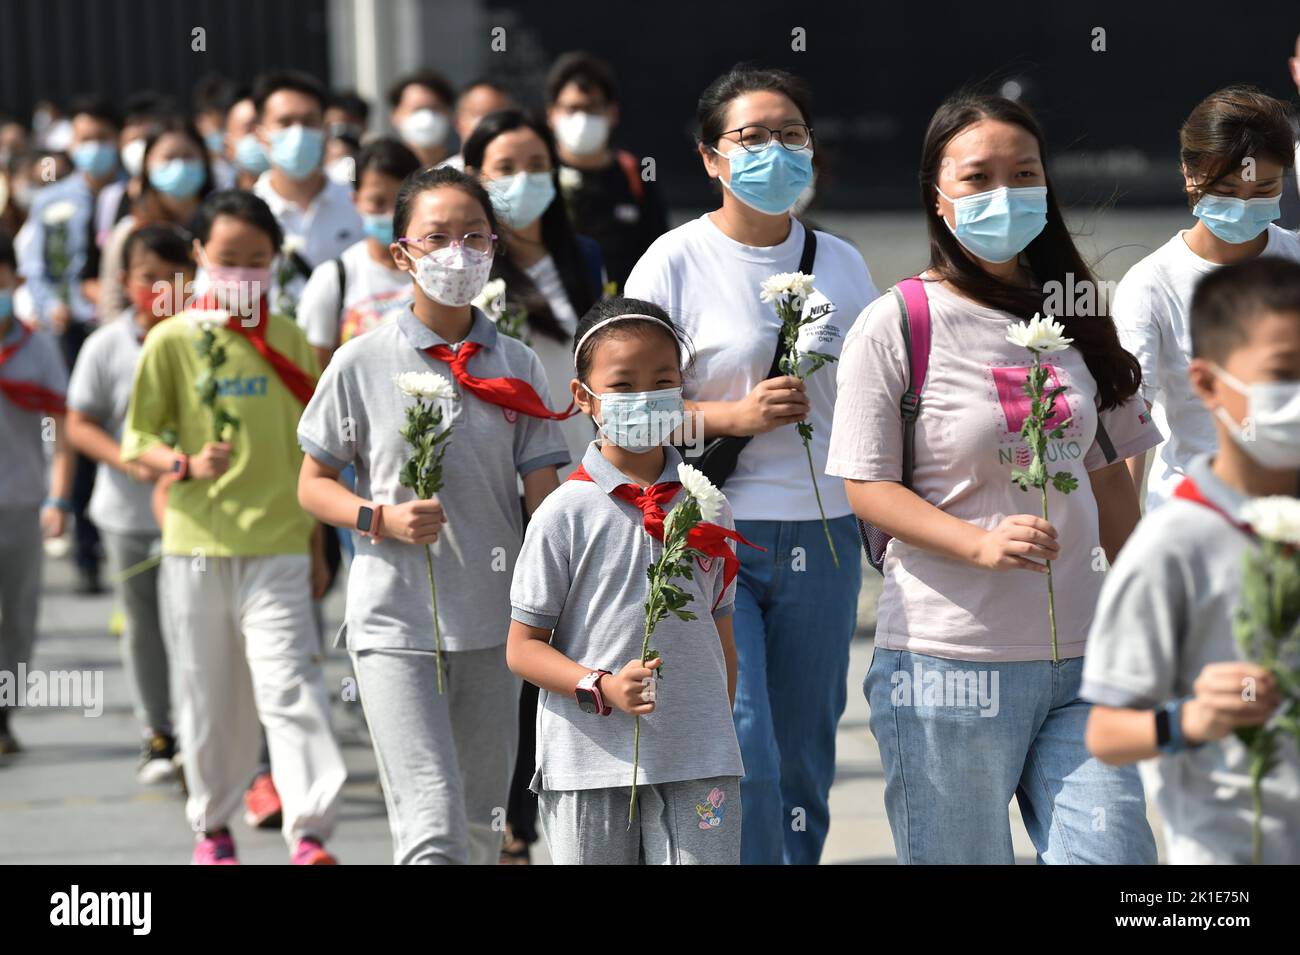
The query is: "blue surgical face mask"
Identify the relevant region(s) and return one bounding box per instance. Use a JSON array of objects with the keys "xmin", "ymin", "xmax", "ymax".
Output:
[
  {"xmin": 1193, "ymin": 193, "xmax": 1281, "ymax": 245},
  {"xmin": 268, "ymin": 125, "xmax": 324, "ymax": 180},
  {"xmin": 936, "ymin": 184, "xmax": 1048, "ymax": 263},
  {"xmin": 712, "ymin": 141, "xmax": 813, "ymax": 216},
  {"xmin": 581, "ymin": 382, "xmax": 685, "ymax": 454},
  {"xmin": 486, "ymin": 171, "xmax": 556, "ymax": 228},
  {"xmin": 204, "ymin": 130, "xmax": 226, "ymax": 155},
  {"xmin": 71, "ymin": 140, "xmax": 118, "ymax": 178},
  {"xmin": 362, "ymin": 212, "xmax": 394, "ymax": 246},
  {"xmin": 148, "ymin": 159, "xmax": 206, "ymax": 199},
  {"xmin": 235, "ymin": 133, "xmax": 271, "ymax": 174},
  {"xmin": 0, "ymin": 289, "xmax": 13, "ymax": 320}
]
